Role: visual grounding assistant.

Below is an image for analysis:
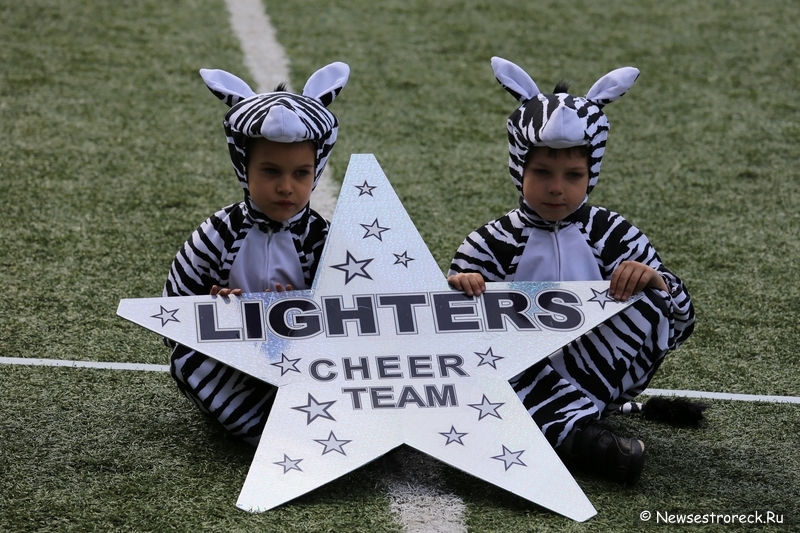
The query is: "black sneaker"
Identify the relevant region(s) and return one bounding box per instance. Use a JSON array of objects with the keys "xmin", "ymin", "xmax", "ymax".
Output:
[{"xmin": 562, "ymin": 423, "xmax": 645, "ymax": 485}]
